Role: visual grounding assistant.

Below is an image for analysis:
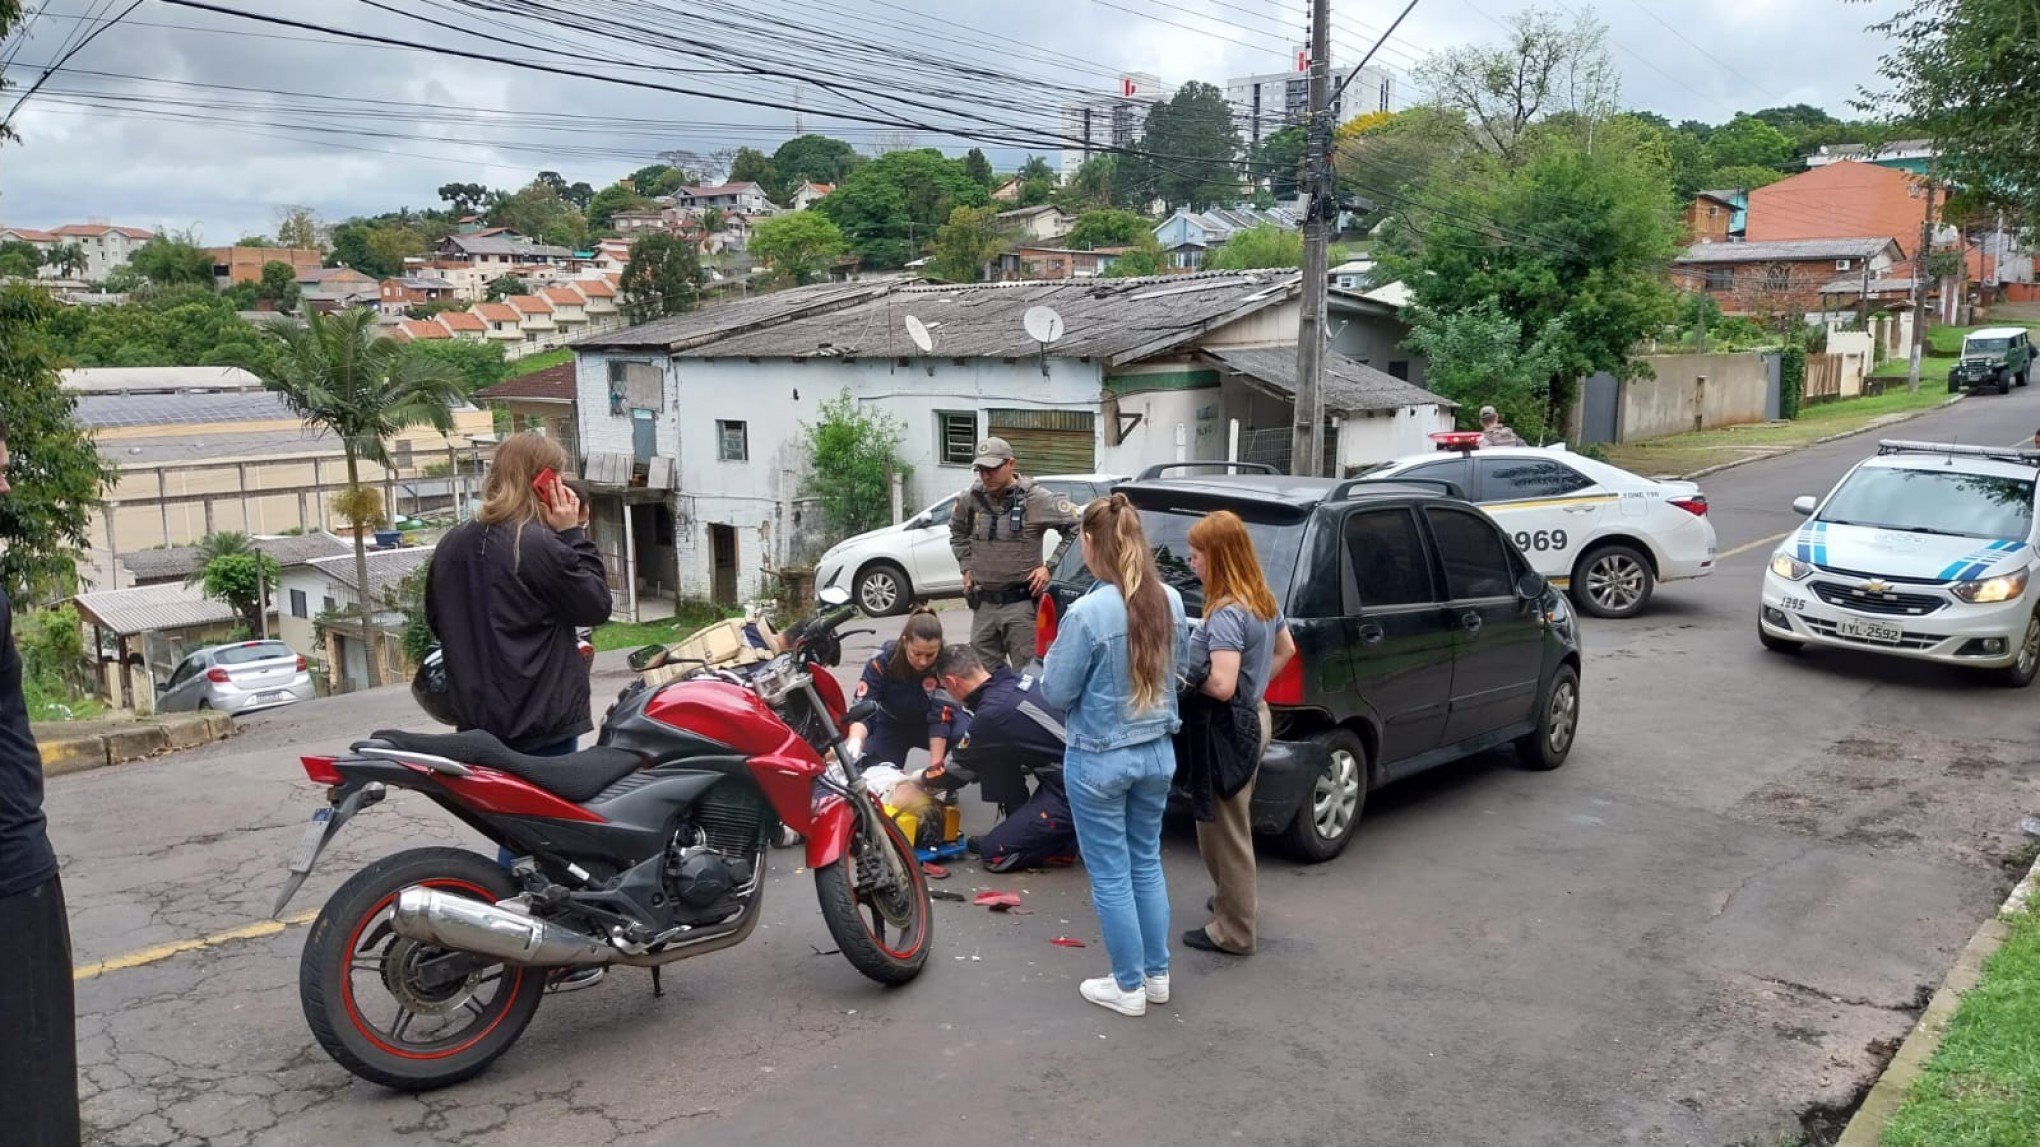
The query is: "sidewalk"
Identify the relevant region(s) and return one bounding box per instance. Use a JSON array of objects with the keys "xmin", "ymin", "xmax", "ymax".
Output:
[
  {"xmin": 1601, "ymin": 388, "xmax": 1960, "ymax": 479},
  {"xmin": 33, "ymin": 710, "xmax": 236, "ymax": 776}
]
